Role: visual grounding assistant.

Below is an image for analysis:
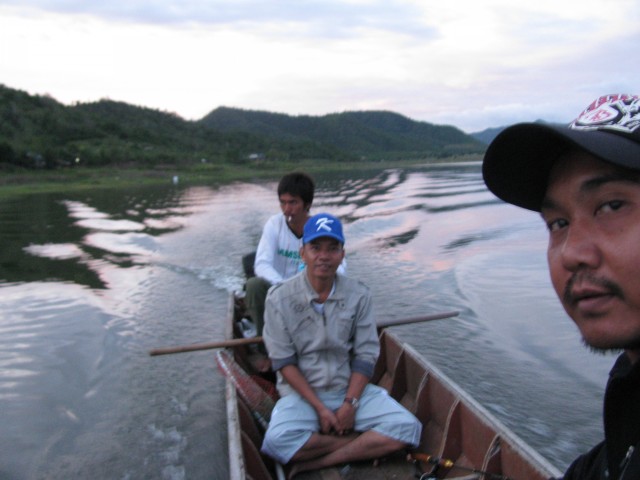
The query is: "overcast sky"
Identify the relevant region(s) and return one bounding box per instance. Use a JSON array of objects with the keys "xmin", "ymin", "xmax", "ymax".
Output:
[{"xmin": 1, "ymin": 0, "xmax": 638, "ymax": 132}]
